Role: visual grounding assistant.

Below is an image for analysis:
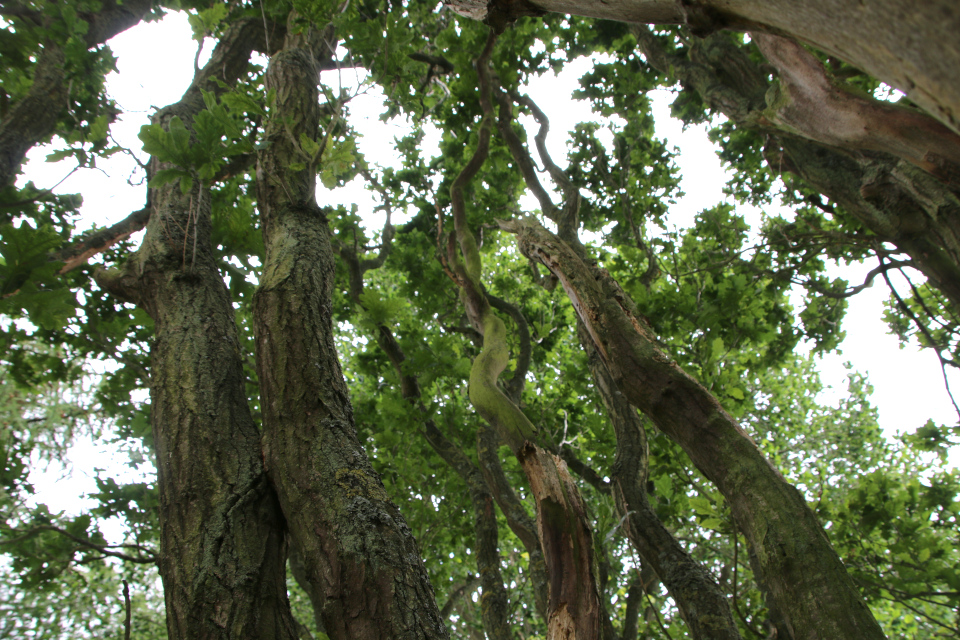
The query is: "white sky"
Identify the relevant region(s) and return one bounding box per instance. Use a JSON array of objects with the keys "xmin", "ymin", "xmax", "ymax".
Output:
[{"xmin": 19, "ymin": 12, "xmax": 958, "ymax": 522}]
